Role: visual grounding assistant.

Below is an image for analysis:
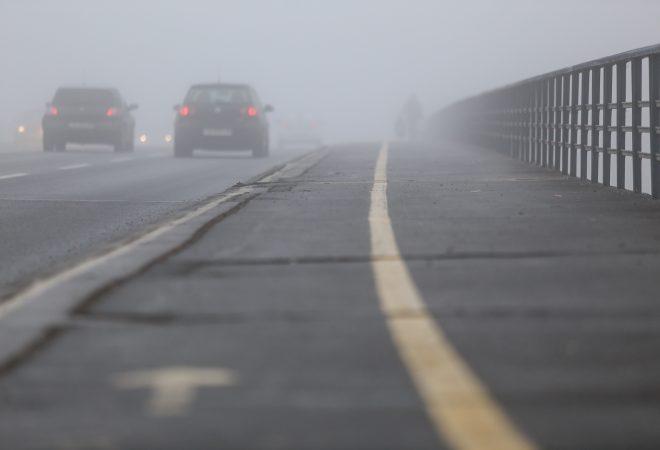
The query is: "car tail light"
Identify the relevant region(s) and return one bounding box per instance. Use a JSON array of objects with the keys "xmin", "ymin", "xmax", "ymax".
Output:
[
  {"xmin": 246, "ymin": 106, "xmax": 258, "ymax": 118},
  {"xmin": 106, "ymin": 107, "xmax": 119, "ymax": 117},
  {"xmin": 47, "ymin": 106, "xmax": 59, "ymax": 116},
  {"xmin": 179, "ymin": 105, "xmax": 191, "ymax": 117}
]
